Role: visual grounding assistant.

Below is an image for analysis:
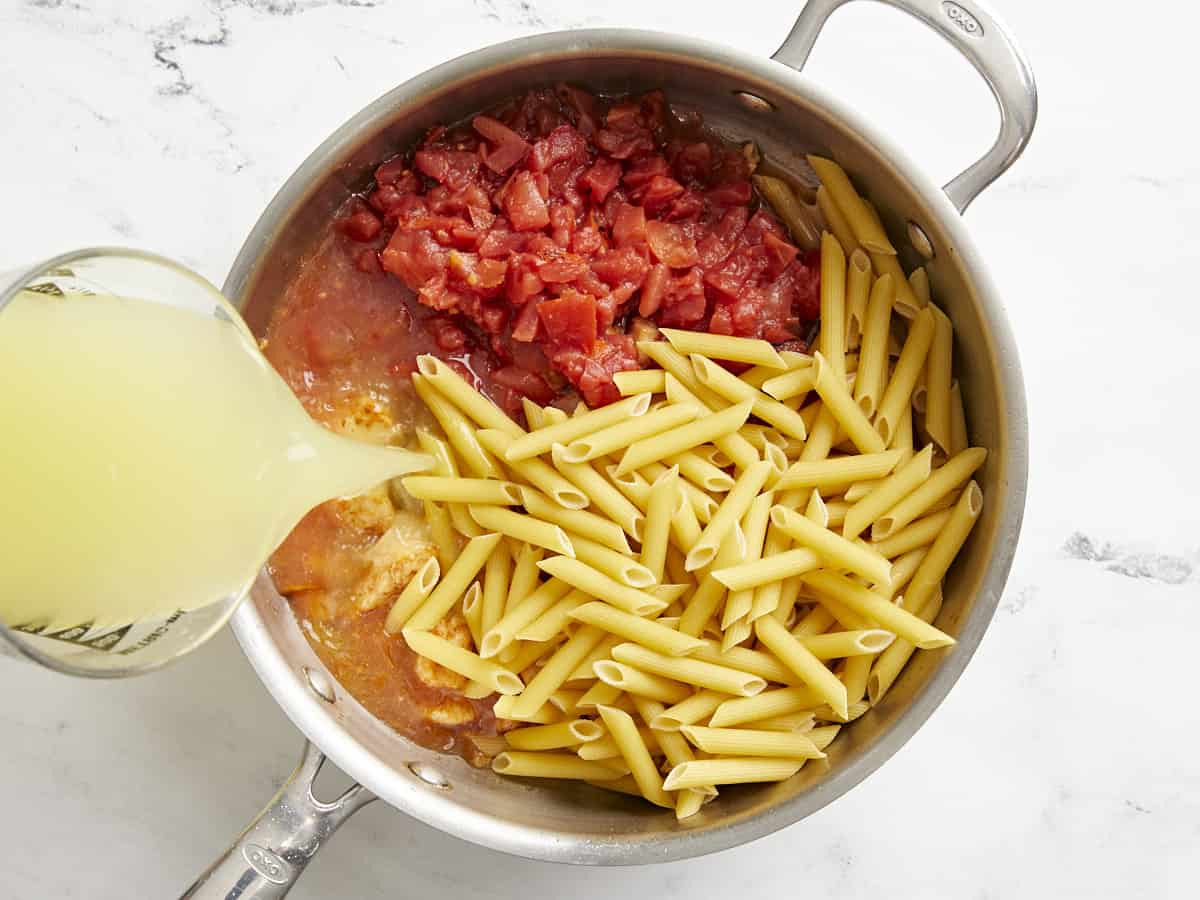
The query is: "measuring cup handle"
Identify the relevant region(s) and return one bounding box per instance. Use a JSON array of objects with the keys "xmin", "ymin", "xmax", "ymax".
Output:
[
  {"xmin": 772, "ymin": 0, "xmax": 1038, "ymax": 212},
  {"xmin": 179, "ymin": 741, "xmax": 373, "ymax": 900}
]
